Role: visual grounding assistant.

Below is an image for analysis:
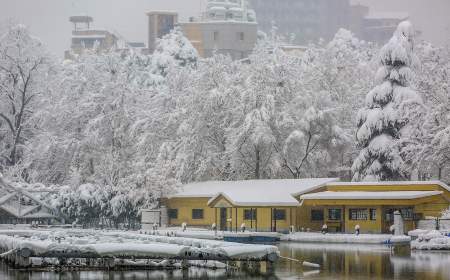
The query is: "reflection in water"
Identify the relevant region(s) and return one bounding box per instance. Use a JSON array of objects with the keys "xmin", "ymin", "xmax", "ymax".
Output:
[
  {"xmin": 277, "ymin": 243, "xmax": 450, "ymax": 280},
  {"xmin": 1, "ymin": 243, "xmax": 450, "ymax": 279}
]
